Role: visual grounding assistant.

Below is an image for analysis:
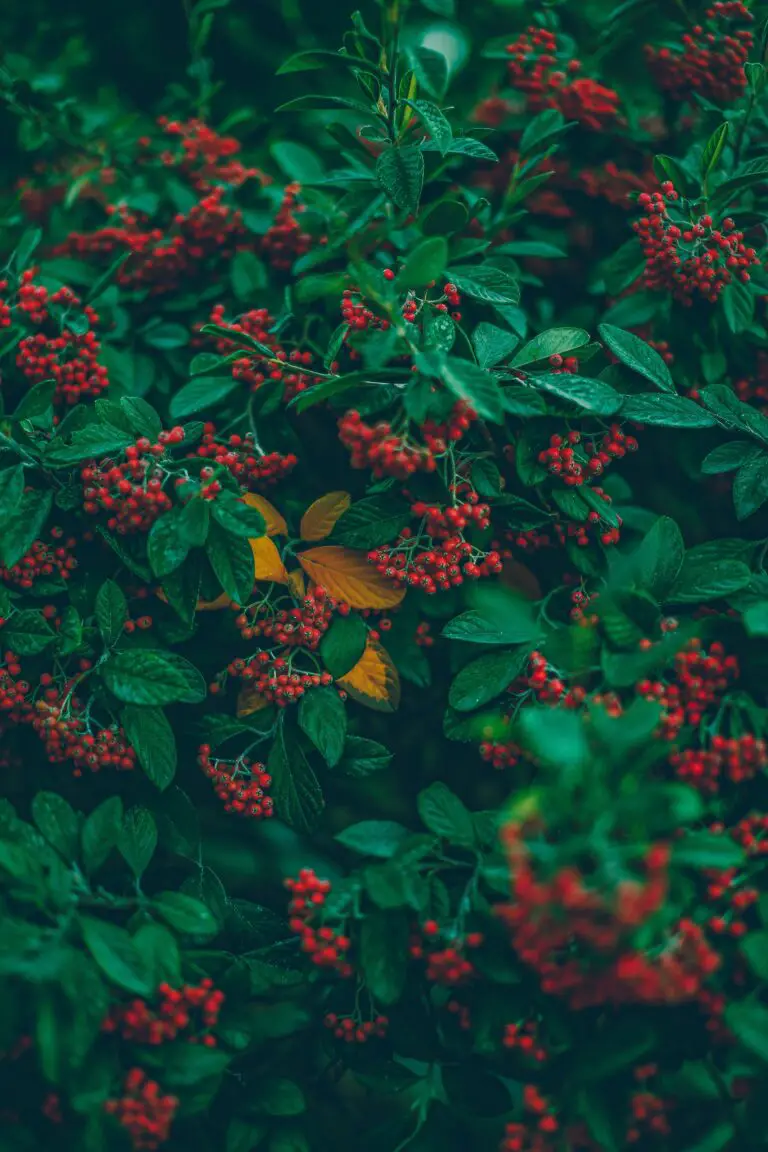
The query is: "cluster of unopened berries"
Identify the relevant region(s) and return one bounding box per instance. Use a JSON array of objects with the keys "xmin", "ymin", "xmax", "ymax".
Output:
[
  {"xmin": 503, "ymin": 1019, "xmax": 548, "ymax": 1063},
  {"xmin": 262, "ymin": 181, "xmax": 317, "ymax": 270},
  {"xmin": 30, "ymin": 689, "xmax": 136, "ymax": 776},
  {"xmin": 204, "ymin": 304, "xmax": 318, "ymax": 399},
  {"xmin": 104, "ymin": 1069, "xmax": 178, "ymax": 1152},
  {"xmin": 14, "ymin": 275, "xmax": 109, "ymax": 405},
  {"xmin": 669, "ymin": 733, "xmax": 767, "ymax": 795},
  {"xmin": 634, "ymin": 184, "xmax": 759, "ymax": 304},
  {"xmin": 505, "ymin": 26, "xmax": 621, "ymax": 130},
  {"xmin": 223, "ymin": 651, "xmax": 335, "ymax": 708},
  {"xmin": 0, "ymin": 529, "xmax": 77, "ymax": 590},
  {"xmin": 193, "ymin": 426, "xmax": 297, "ymax": 489},
  {"xmin": 538, "ymin": 426, "xmax": 638, "ymax": 486},
  {"xmin": 197, "ymin": 745, "xmax": 274, "ymax": 818},
  {"xmin": 82, "ymin": 429, "xmax": 184, "ymax": 533},
  {"xmin": 409, "ymin": 921, "xmax": 483, "ymax": 986},
  {"xmin": 324, "ymin": 1013, "xmax": 389, "ymax": 1043},
  {"xmin": 338, "ymin": 402, "xmax": 475, "ymax": 479},
  {"xmin": 285, "ymin": 869, "xmax": 352, "ymax": 976},
  {"xmin": 235, "ymin": 587, "xmax": 337, "ymax": 648},
  {"xmin": 644, "ymin": 2, "xmax": 754, "ymax": 104},
  {"xmin": 103, "ymin": 980, "xmax": 224, "ymax": 1046},
  {"xmin": 636, "ymin": 640, "xmax": 739, "ymax": 740},
  {"xmin": 368, "ymin": 531, "xmax": 503, "ymax": 593}
]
